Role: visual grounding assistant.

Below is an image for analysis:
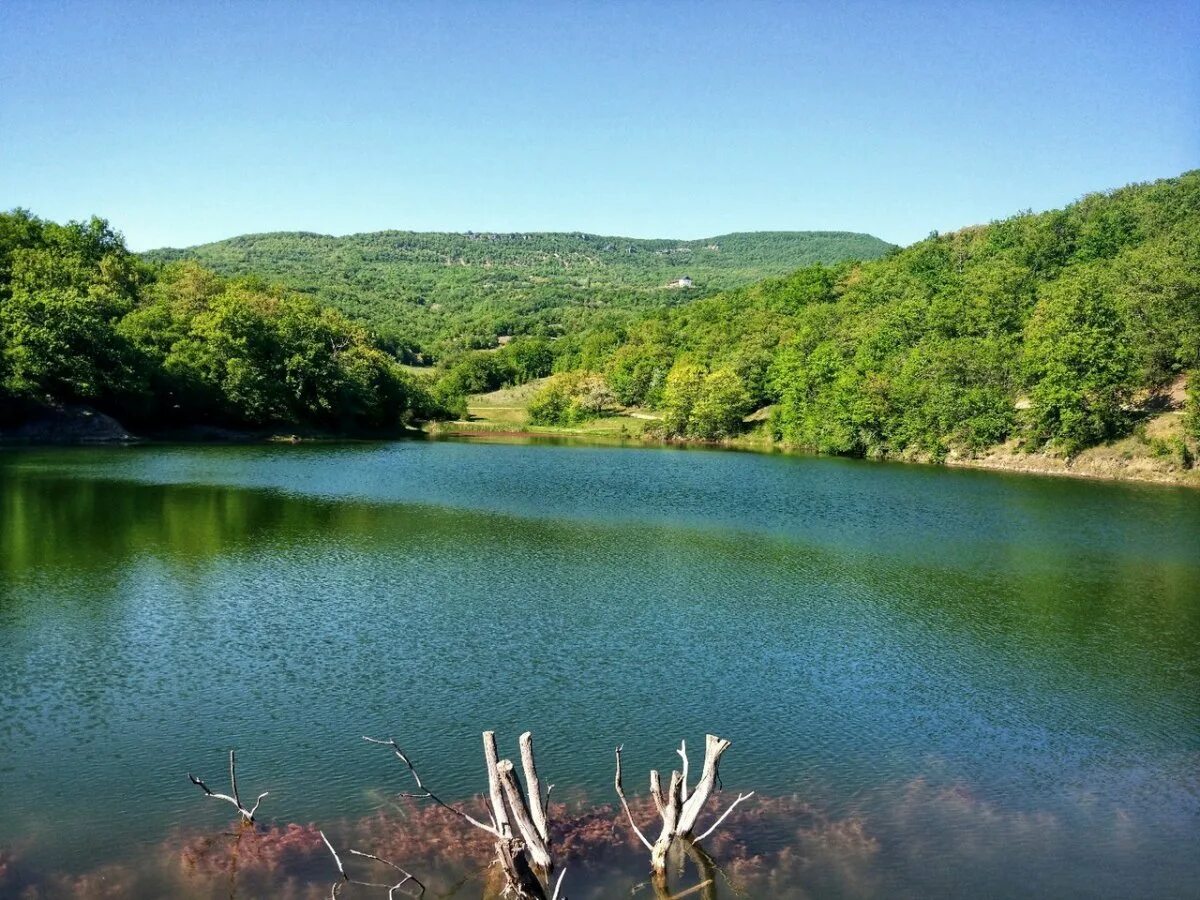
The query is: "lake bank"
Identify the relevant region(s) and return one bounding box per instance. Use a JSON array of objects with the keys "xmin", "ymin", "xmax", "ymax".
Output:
[
  {"xmin": 5, "ymin": 395, "xmax": 1197, "ymax": 489},
  {"xmin": 434, "ymin": 398, "xmax": 1200, "ymax": 488}
]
